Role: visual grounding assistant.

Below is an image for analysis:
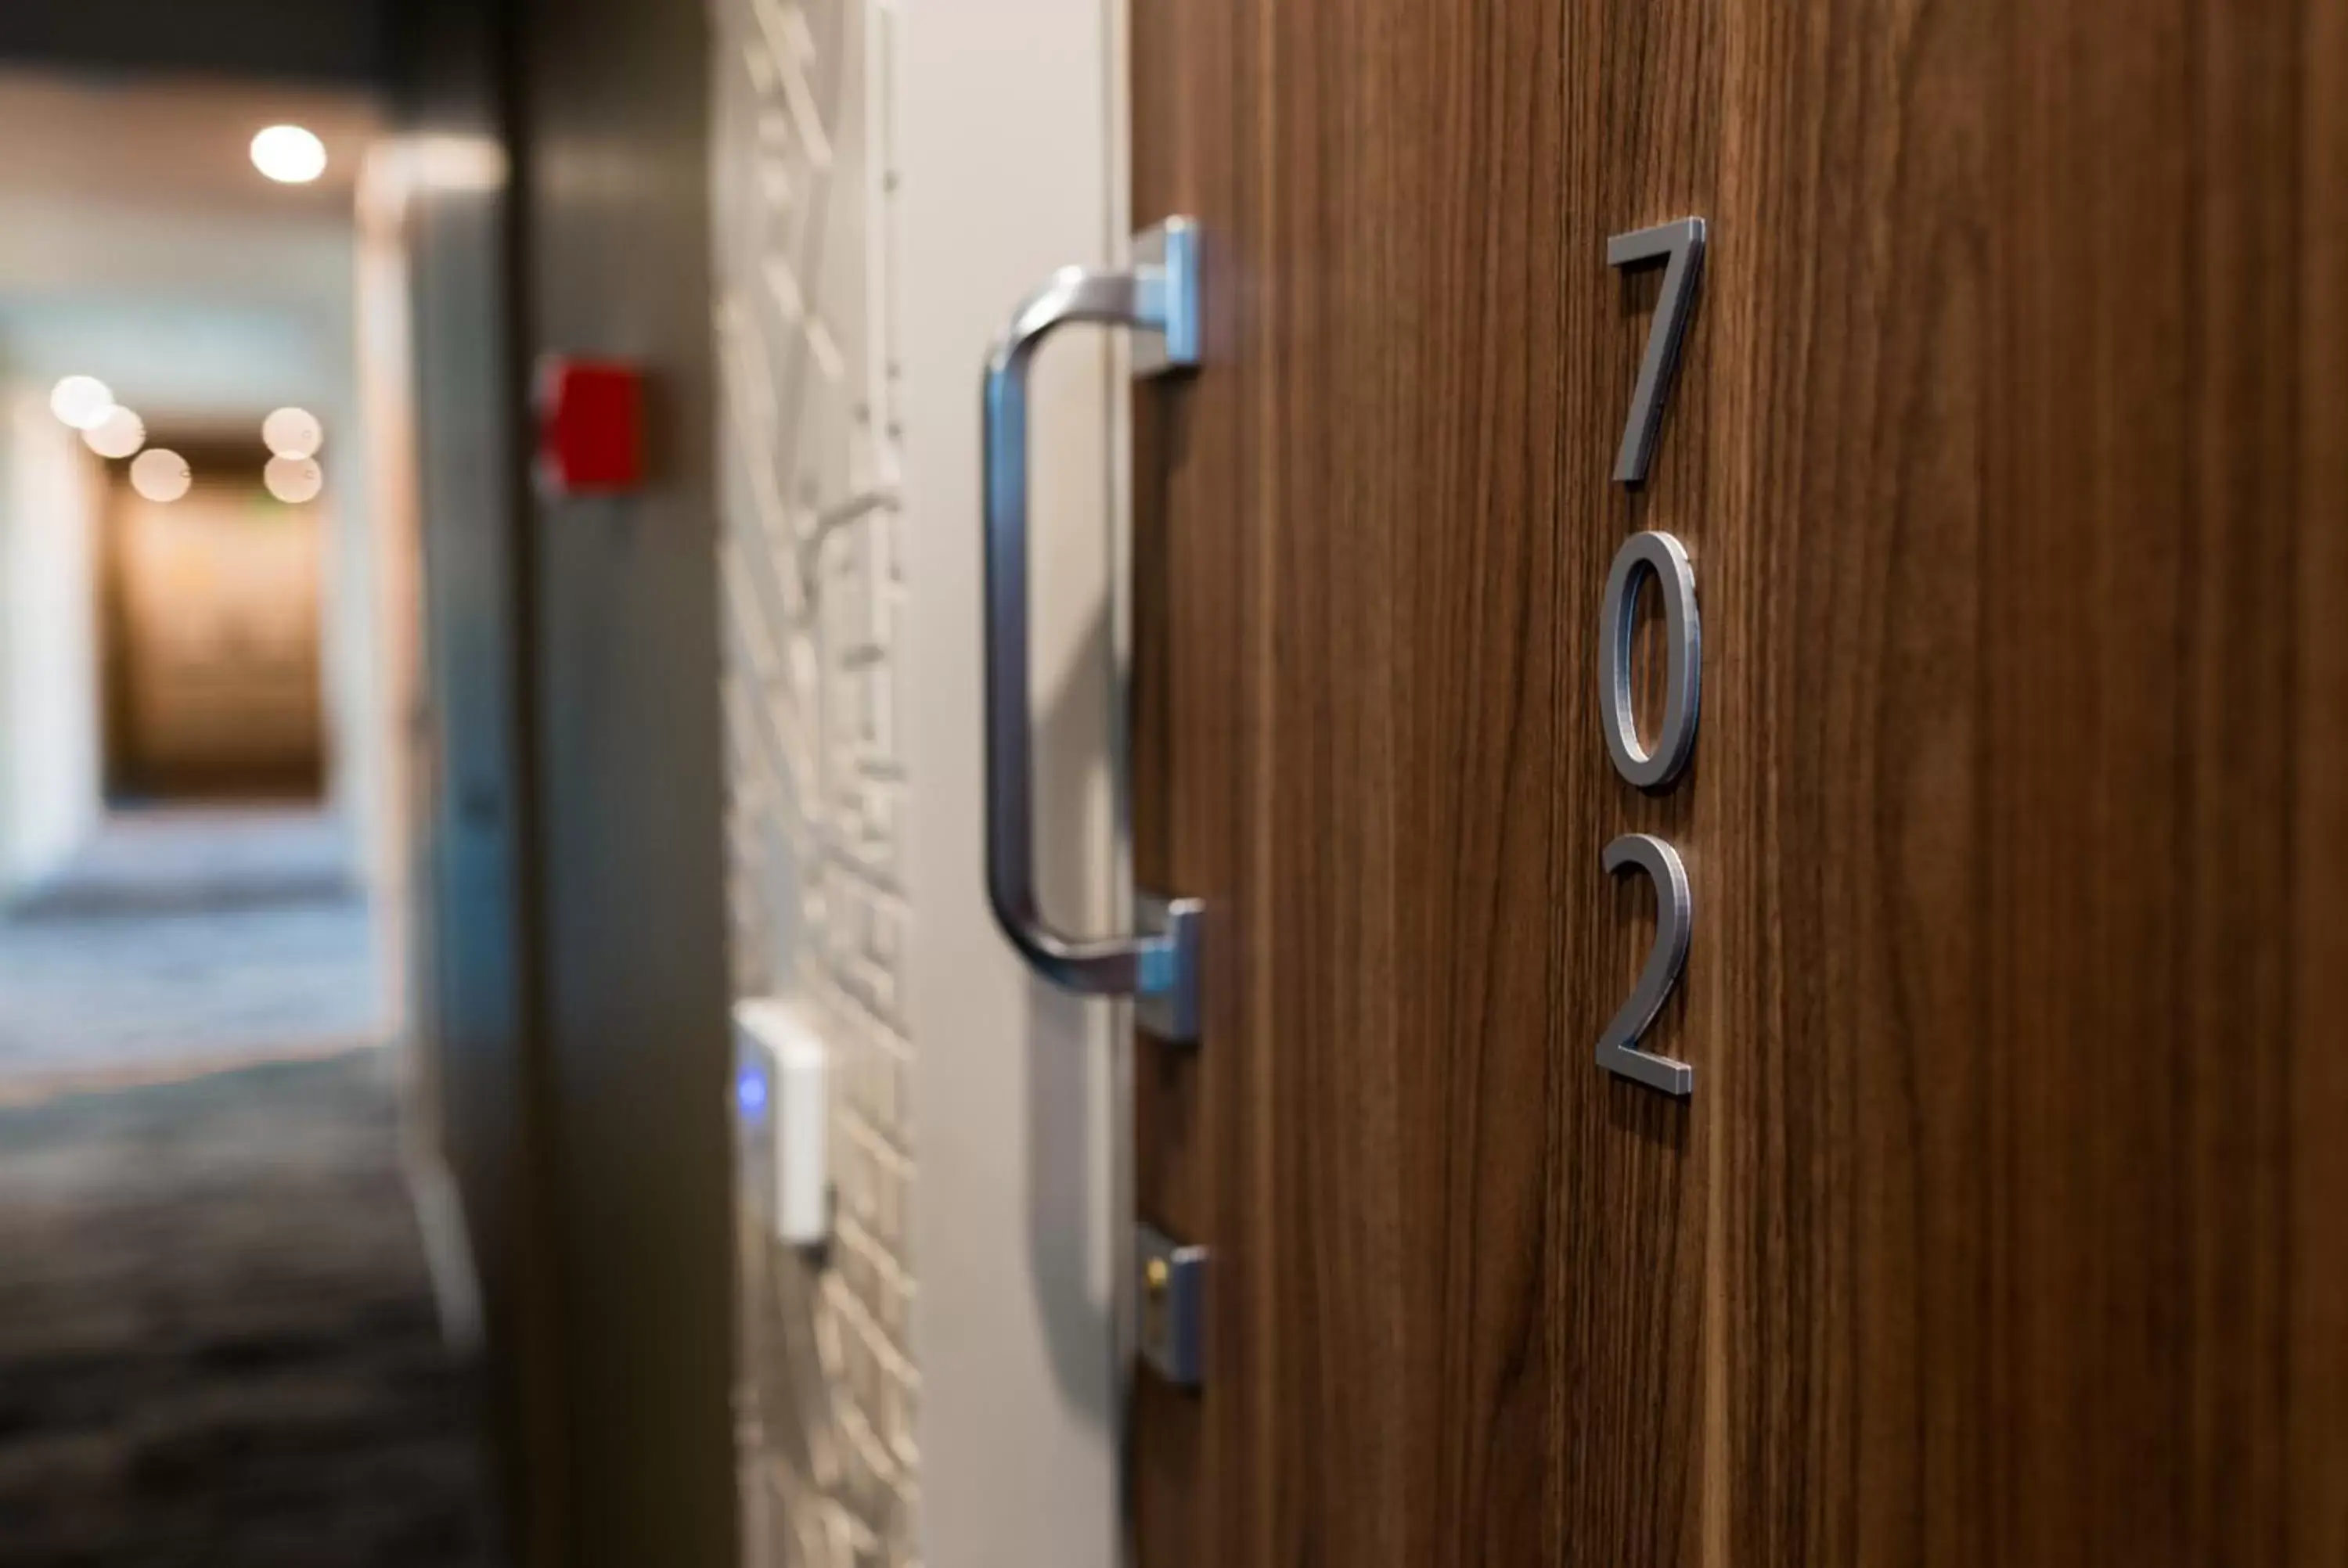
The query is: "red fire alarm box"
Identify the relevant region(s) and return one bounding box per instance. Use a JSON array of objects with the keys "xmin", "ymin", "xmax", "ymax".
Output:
[{"xmin": 535, "ymin": 357, "xmax": 646, "ymax": 497}]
